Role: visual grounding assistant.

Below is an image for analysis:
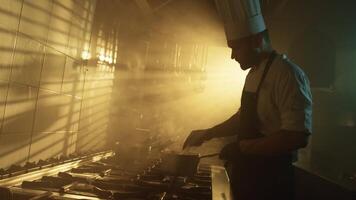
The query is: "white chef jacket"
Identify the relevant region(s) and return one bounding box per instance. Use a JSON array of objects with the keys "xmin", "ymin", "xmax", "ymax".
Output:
[{"xmin": 244, "ymin": 53, "xmax": 312, "ymax": 135}]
